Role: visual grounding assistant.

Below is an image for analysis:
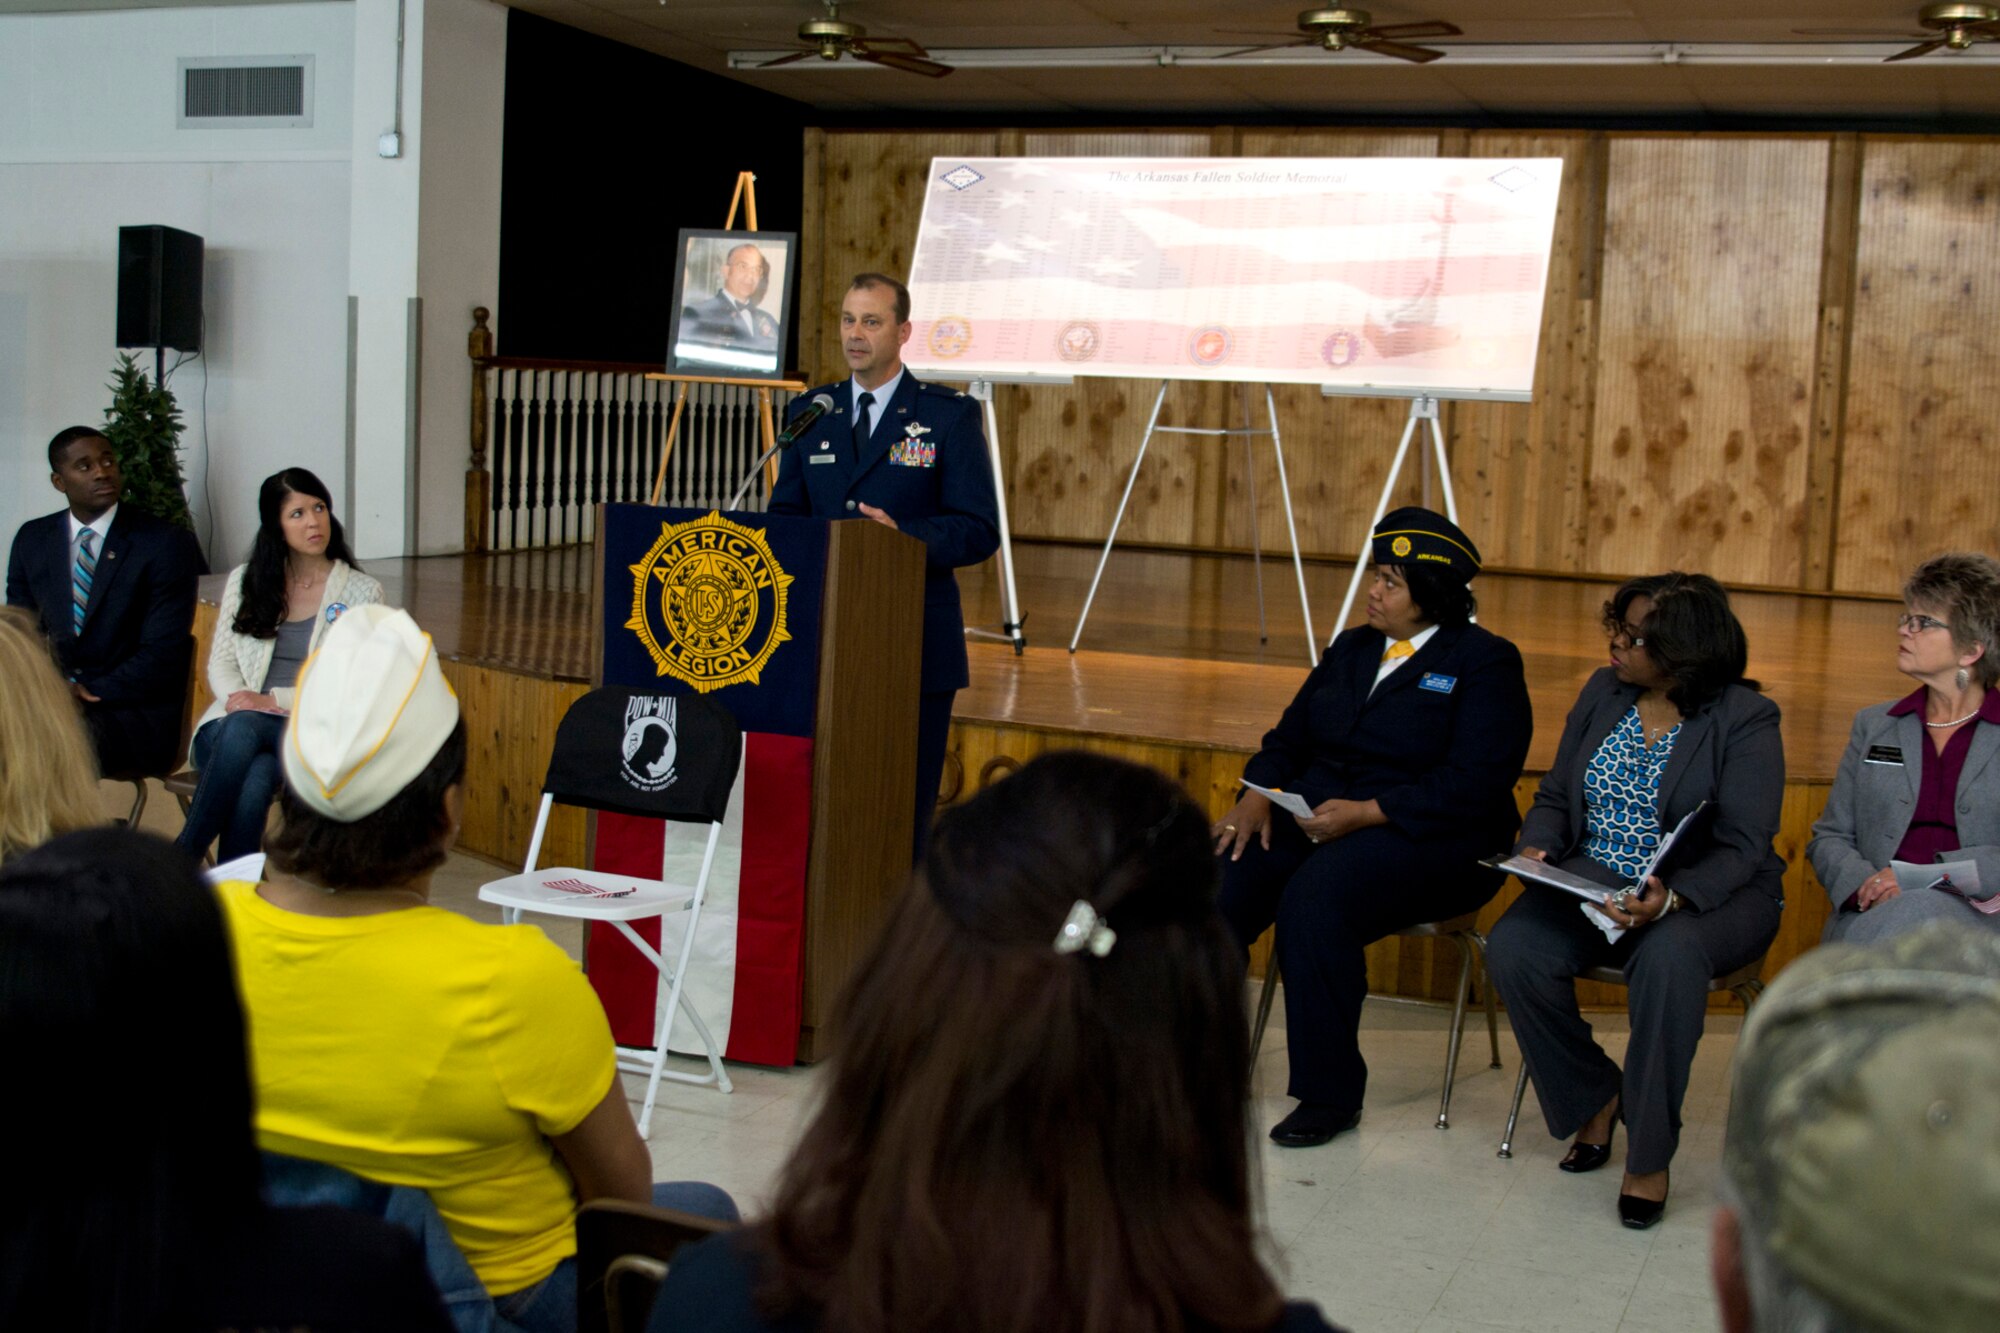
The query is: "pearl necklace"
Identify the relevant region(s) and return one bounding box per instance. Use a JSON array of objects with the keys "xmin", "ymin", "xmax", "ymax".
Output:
[{"xmin": 1926, "ymin": 710, "xmax": 1979, "ymax": 729}]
